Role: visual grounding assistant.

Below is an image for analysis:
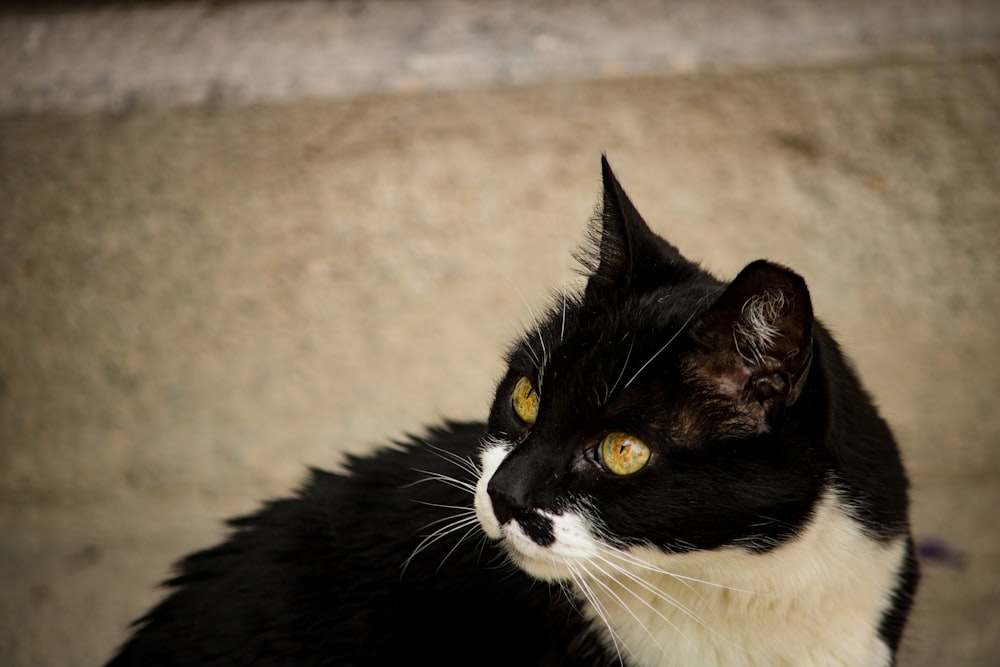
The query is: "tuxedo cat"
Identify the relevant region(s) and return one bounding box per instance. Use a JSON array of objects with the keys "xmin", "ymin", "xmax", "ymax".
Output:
[{"xmin": 107, "ymin": 158, "xmax": 917, "ymax": 666}]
